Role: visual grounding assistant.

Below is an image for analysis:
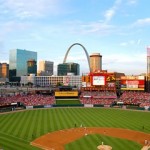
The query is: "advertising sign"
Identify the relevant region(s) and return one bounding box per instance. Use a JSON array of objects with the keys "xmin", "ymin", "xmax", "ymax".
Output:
[
  {"xmin": 55, "ymin": 91, "xmax": 78, "ymax": 97},
  {"xmin": 107, "ymin": 82, "xmax": 115, "ymax": 87},
  {"xmin": 121, "ymin": 76, "xmax": 145, "ymax": 90},
  {"xmin": 82, "ymin": 82, "xmax": 86, "ymax": 87},
  {"xmin": 63, "ymin": 76, "xmax": 70, "ymax": 86}
]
